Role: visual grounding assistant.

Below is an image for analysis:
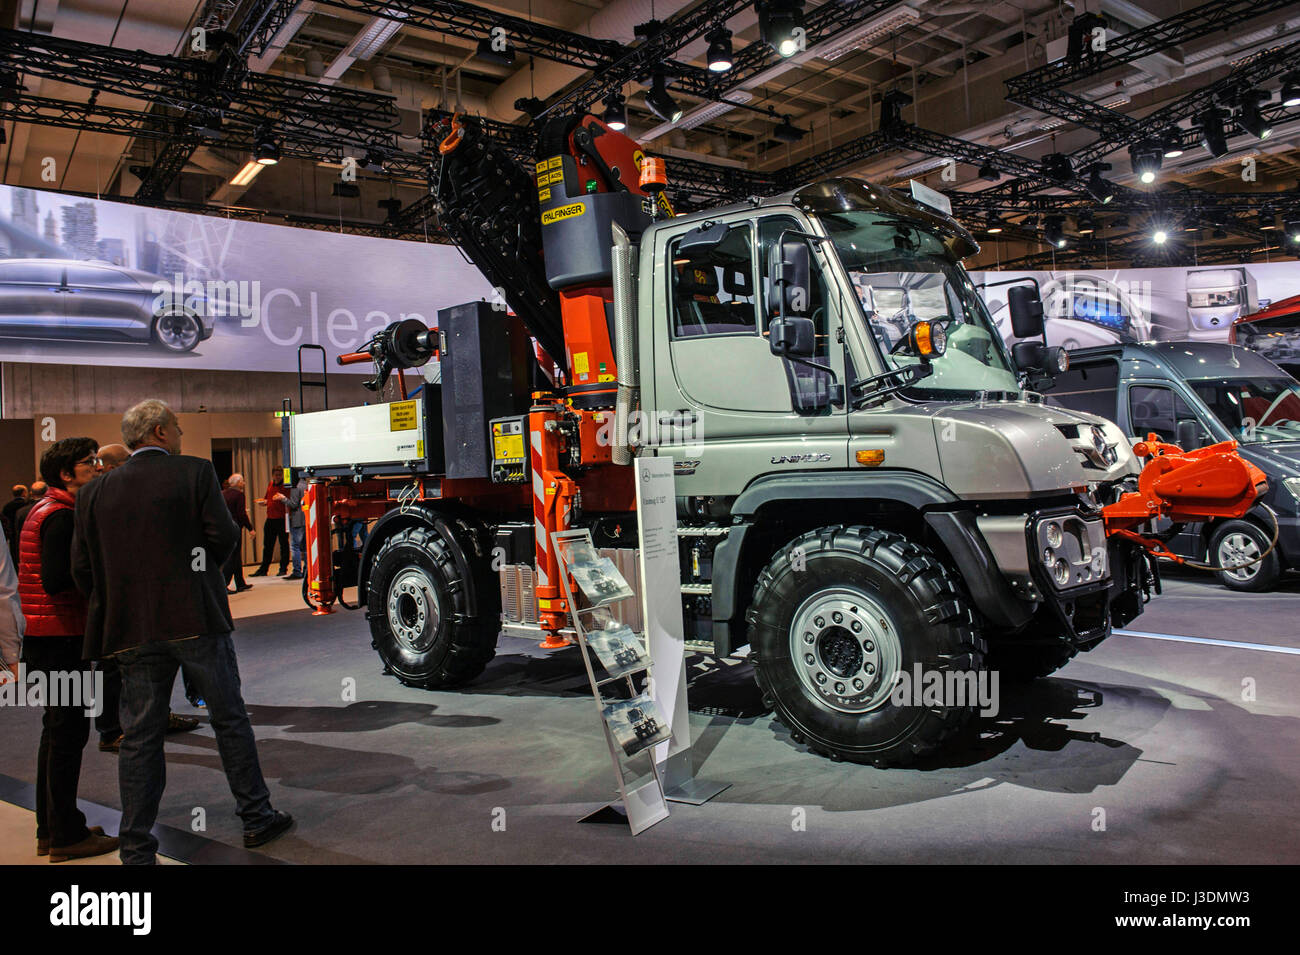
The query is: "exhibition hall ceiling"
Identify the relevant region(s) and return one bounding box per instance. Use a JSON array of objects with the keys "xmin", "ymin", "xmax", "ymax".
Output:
[{"xmin": 3, "ymin": 0, "xmax": 1300, "ymax": 267}]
